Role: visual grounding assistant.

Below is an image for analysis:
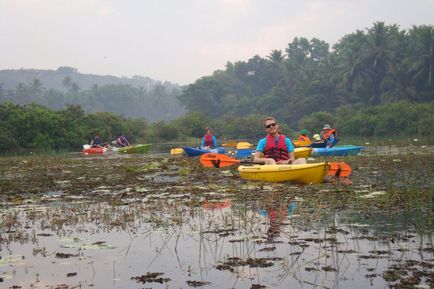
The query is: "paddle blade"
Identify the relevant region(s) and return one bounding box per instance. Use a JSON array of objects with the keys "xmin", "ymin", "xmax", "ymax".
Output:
[
  {"xmin": 337, "ymin": 162, "xmax": 352, "ymax": 177},
  {"xmin": 328, "ymin": 162, "xmax": 340, "ymax": 177},
  {"xmin": 236, "ymin": 142, "xmax": 253, "ymax": 149},
  {"xmin": 200, "ymin": 153, "xmax": 241, "ymax": 168},
  {"xmin": 170, "ymin": 148, "xmax": 184, "ymax": 155},
  {"xmin": 222, "ymin": 141, "xmax": 238, "ymax": 147},
  {"xmin": 328, "ymin": 162, "xmax": 352, "ymax": 177}
]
